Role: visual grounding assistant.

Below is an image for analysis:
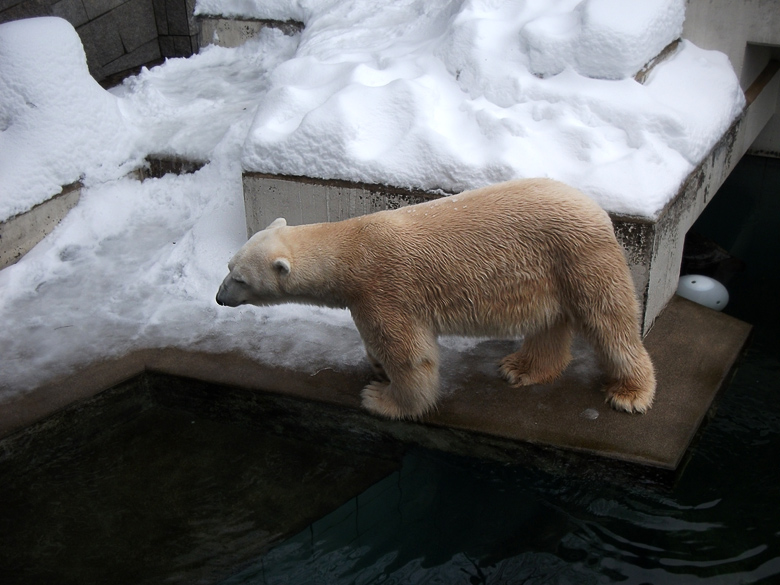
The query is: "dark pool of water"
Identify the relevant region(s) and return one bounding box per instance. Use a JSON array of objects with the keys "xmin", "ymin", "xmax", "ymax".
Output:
[
  {"xmin": 0, "ymin": 403, "xmax": 397, "ymax": 585},
  {"xmin": 220, "ymin": 156, "xmax": 780, "ymax": 585},
  {"xmin": 222, "ymin": 362, "xmax": 780, "ymax": 584}
]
